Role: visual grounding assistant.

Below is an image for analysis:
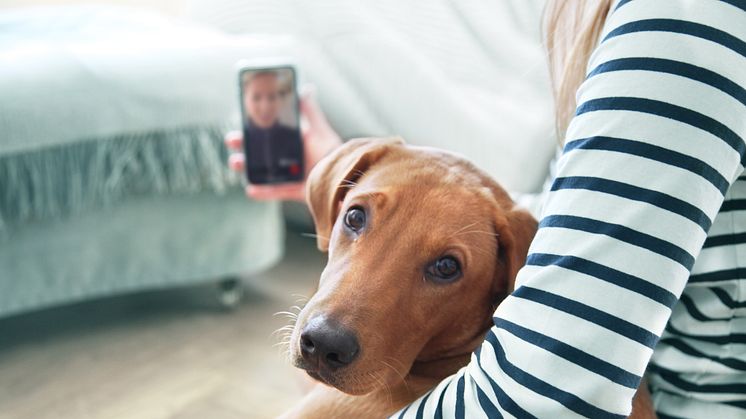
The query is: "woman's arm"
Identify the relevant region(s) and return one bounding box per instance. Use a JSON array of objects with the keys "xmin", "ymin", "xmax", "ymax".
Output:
[{"xmin": 395, "ymin": 1, "xmax": 746, "ymax": 417}]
